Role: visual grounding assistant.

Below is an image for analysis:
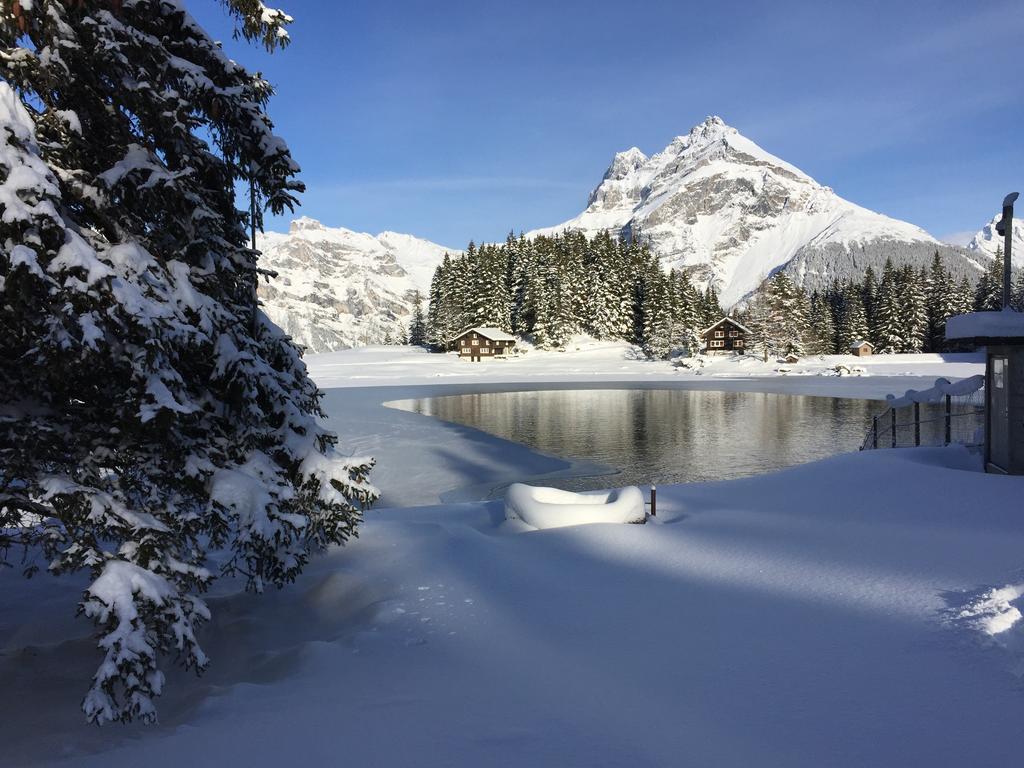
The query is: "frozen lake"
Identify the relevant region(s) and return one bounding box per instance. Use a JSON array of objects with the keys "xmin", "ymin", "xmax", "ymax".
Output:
[{"xmin": 398, "ymin": 388, "xmax": 879, "ymax": 492}]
